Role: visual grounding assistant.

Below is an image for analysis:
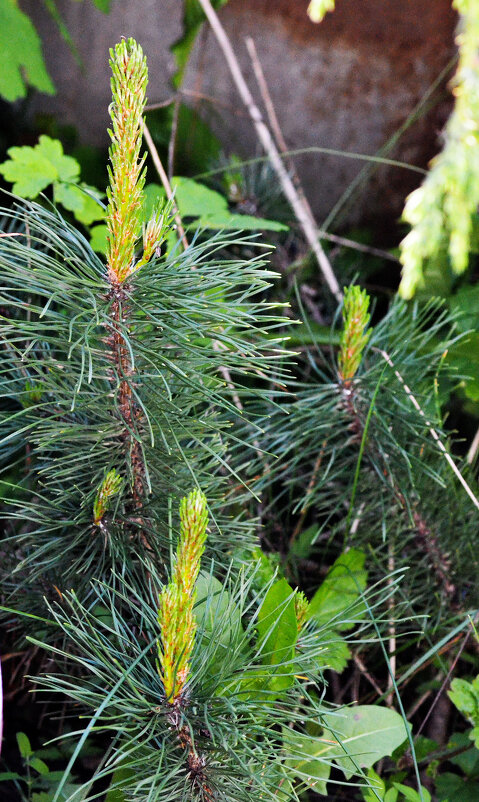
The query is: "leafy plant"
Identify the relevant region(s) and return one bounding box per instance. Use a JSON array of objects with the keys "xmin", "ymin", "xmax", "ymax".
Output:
[
  {"xmin": 0, "ymin": 0, "xmax": 111, "ymax": 103},
  {"xmin": 0, "ymin": 135, "xmax": 105, "ymax": 225}
]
